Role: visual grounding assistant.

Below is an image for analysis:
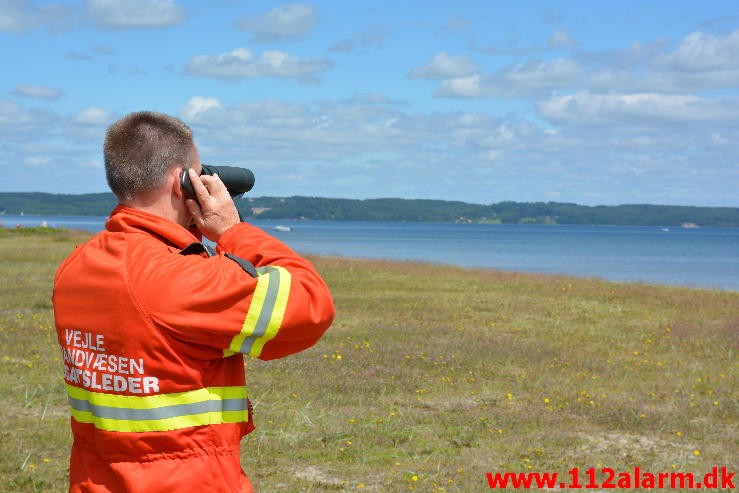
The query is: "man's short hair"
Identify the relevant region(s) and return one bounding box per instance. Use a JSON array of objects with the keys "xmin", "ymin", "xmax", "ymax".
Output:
[{"xmin": 104, "ymin": 111, "xmax": 195, "ymax": 202}]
